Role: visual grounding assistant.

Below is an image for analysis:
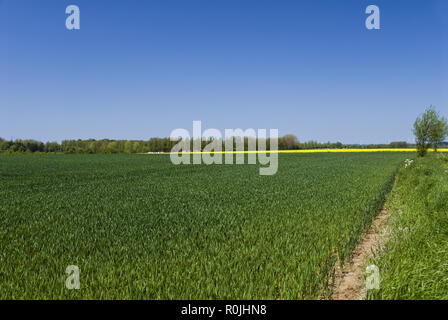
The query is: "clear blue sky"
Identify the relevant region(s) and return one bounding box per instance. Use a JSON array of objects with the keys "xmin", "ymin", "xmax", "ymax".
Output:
[{"xmin": 1, "ymin": 0, "xmax": 447, "ymax": 143}]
